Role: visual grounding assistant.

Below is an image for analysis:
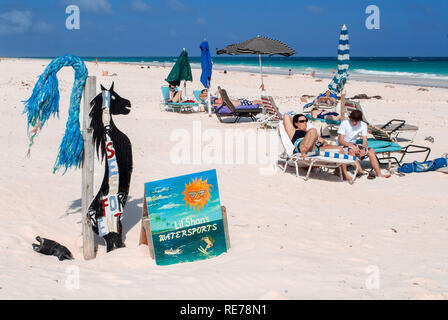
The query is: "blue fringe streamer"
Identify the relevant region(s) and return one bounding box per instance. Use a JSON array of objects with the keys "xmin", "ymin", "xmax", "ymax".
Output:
[{"xmin": 23, "ymin": 55, "xmax": 88, "ymax": 173}]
